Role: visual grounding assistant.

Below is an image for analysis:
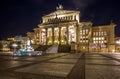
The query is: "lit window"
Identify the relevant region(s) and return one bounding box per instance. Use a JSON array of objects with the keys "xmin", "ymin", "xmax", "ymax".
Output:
[
  {"xmin": 93, "ymin": 41, "xmax": 96, "ymax": 43},
  {"xmin": 101, "ymin": 32, "xmax": 104, "ymax": 36},
  {"xmin": 101, "ymin": 37, "xmax": 104, "ymax": 40},
  {"xmin": 83, "ymin": 40, "xmax": 85, "ymax": 42},
  {"xmin": 96, "ymin": 32, "xmax": 98, "ymax": 36},
  {"xmin": 80, "ymin": 40, "xmax": 82, "ymax": 42},
  {"xmin": 99, "ymin": 32, "xmax": 101, "ymax": 36},
  {"xmin": 93, "ymin": 32, "xmax": 96, "ymax": 36},
  {"xmin": 86, "ymin": 29, "xmax": 88, "ymax": 32},
  {"xmin": 86, "ymin": 40, "xmax": 88, "ymax": 42},
  {"xmin": 99, "ymin": 41, "xmax": 101, "ymax": 43},
  {"xmin": 104, "ymin": 40, "xmax": 107, "ymax": 43},
  {"xmin": 83, "ymin": 36, "xmax": 85, "ymax": 38},
  {"xmin": 104, "ymin": 31, "xmax": 107, "ymax": 36},
  {"xmin": 96, "ymin": 41, "xmax": 98, "ymax": 43},
  {"xmin": 83, "ymin": 33, "xmax": 85, "ymax": 35},
  {"xmin": 101, "ymin": 41, "xmax": 104, "ymax": 43},
  {"xmin": 93, "ymin": 37, "xmax": 95, "ymax": 40},
  {"xmin": 99, "ymin": 37, "xmax": 101, "ymax": 40},
  {"xmin": 96, "ymin": 37, "xmax": 98, "ymax": 40},
  {"xmin": 80, "ymin": 30, "xmax": 82, "ymax": 33},
  {"xmin": 83, "ymin": 30, "xmax": 85, "ymax": 32}
]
